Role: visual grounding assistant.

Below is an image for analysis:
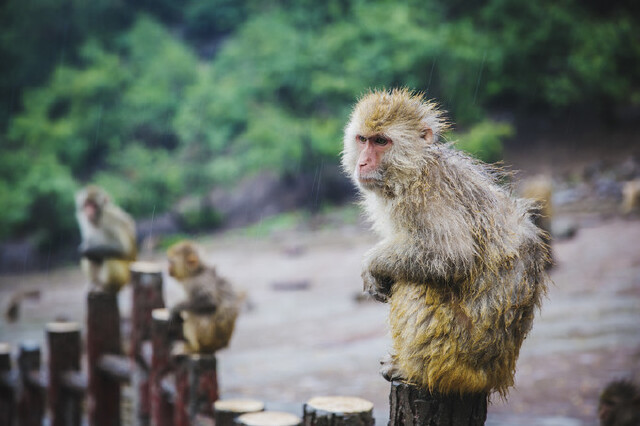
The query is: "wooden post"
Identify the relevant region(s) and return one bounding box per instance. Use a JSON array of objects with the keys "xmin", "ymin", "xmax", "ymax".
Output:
[
  {"xmin": 214, "ymin": 398, "xmax": 264, "ymax": 426},
  {"xmin": 47, "ymin": 321, "xmax": 82, "ymax": 426},
  {"xmin": 236, "ymin": 411, "xmax": 302, "ymax": 426},
  {"xmin": 303, "ymin": 396, "xmax": 374, "ymax": 426},
  {"xmin": 0, "ymin": 342, "xmax": 15, "ymax": 426},
  {"xmin": 17, "ymin": 342, "xmax": 46, "ymax": 426},
  {"xmin": 174, "ymin": 353, "xmax": 219, "ymax": 426},
  {"xmin": 173, "ymin": 352, "xmax": 189, "ymax": 426},
  {"xmin": 130, "ymin": 261, "xmax": 164, "ymax": 426},
  {"xmin": 389, "ymin": 381, "xmax": 487, "ymax": 426},
  {"xmin": 150, "ymin": 308, "xmax": 182, "ymax": 426},
  {"xmin": 87, "ymin": 290, "xmax": 122, "ymax": 426}
]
